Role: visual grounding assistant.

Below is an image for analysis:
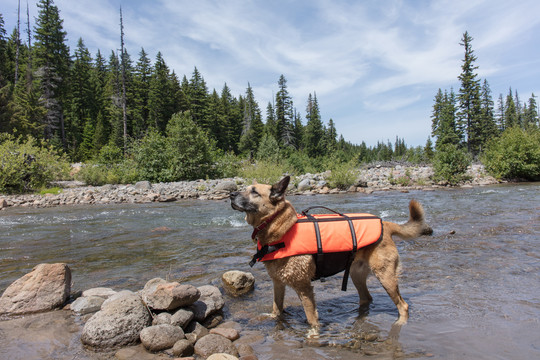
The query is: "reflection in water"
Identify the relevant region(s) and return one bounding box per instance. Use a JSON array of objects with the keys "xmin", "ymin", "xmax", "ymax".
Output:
[{"xmin": 1, "ymin": 183, "xmax": 539, "ymax": 359}]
